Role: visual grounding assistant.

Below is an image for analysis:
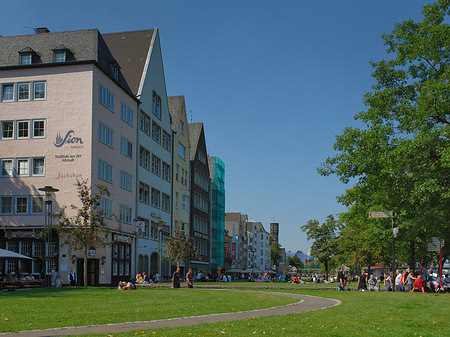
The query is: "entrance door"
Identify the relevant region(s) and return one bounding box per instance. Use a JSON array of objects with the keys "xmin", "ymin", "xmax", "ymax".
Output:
[{"xmin": 77, "ymin": 258, "xmax": 99, "ymax": 286}]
